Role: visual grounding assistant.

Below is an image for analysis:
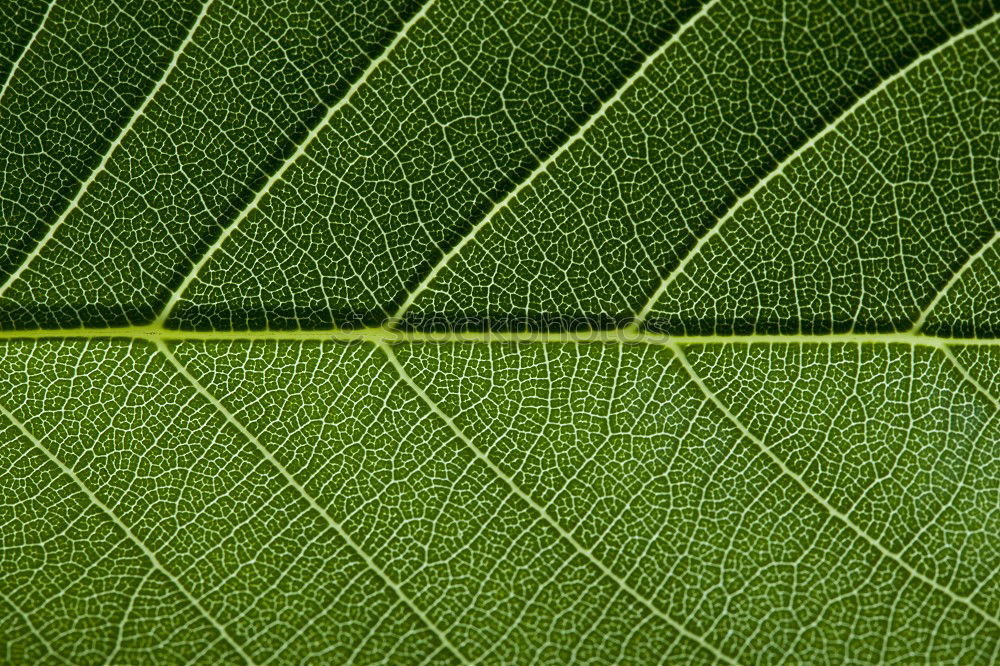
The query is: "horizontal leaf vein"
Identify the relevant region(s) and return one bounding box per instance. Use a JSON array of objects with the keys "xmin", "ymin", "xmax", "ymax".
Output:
[{"xmin": 1, "ymin": 326, "xmax": 999, "ymax": 346}]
